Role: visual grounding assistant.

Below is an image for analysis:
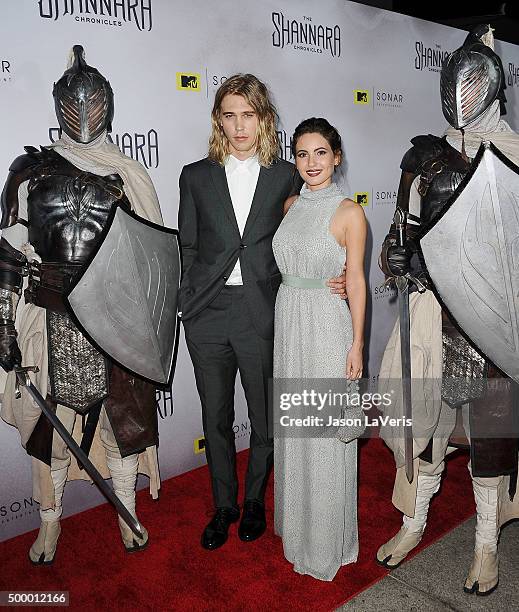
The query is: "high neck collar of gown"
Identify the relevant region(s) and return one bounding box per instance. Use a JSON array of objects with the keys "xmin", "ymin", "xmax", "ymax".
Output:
[{"xmin": 299, "ymin": 182, "xmax": 340, "ymax": 201}]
